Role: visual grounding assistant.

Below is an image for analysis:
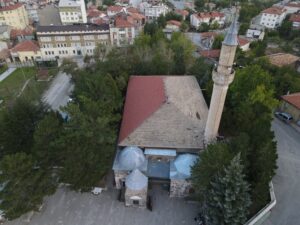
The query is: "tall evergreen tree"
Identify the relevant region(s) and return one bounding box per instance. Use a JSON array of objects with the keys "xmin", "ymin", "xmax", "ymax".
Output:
[{"xmin": 205, "ymin": 154, "xmax": 251, "ymax": 225}]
